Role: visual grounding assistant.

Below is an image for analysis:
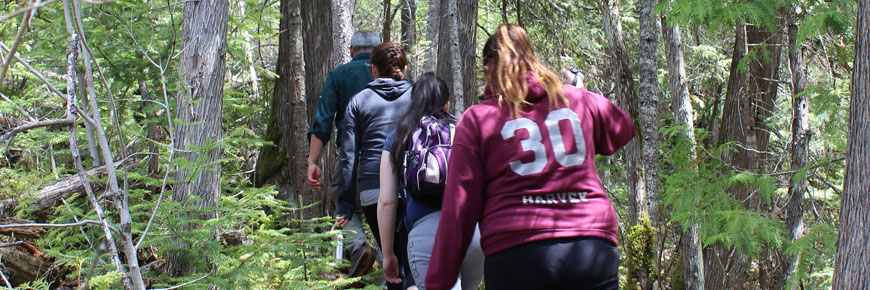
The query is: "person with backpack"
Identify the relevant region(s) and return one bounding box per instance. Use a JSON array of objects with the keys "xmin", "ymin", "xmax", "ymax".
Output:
[
  {"xmin": 377, "ymin": 72, "xmax": 485, "ymax": 290},
  {"xmin": 334, "ymin": 42, "xmax": 414, "ymax": 290},
  {"xmin": 425, "ymin": 24, "xmax": 637, "ymax": 290},
  {"xmin": 306, "ymin": 30, "xmax": 381, "ymax": 278}
]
